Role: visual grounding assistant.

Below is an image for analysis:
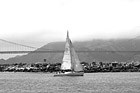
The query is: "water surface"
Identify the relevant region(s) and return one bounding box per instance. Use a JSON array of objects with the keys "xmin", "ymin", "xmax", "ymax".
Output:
[{"xmin": 0, "ymin": 72, "xmax": 140, "ymax": 93}]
